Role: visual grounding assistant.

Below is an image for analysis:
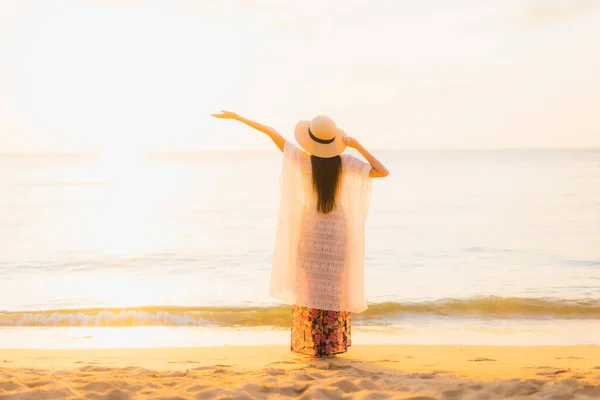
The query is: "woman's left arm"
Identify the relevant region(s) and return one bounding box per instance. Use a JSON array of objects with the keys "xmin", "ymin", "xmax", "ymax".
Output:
[
  {"xmin": 343, "ymin": 136, "xmax": 389, "ymax": 178},
  {"xmin": 211, "ymin": 110, "xmax": 285, "ymax": 152}
]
